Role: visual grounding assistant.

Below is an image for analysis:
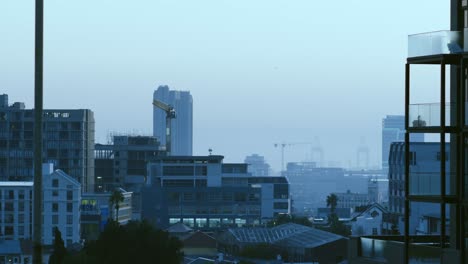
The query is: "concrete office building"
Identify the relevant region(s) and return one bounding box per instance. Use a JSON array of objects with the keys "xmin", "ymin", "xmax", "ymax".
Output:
[
  {"xmin": 0, "ymin": 94, "xmax": 95, "ymax": 192},
  {"xmin": 0, "ymin": 164, "xmax": 81, "ymax": 247},
  {"xmin": 142, "ymin": 155, "xmax": 290, "ymax": 229},
  {"xmin": 94, "ymin": 135, "xmax": 165, "ymax": 192},
  {"xmin": 381, "ymin": 115, "xmax": 423, "ymax": 171},
  {"xmin": 153, "ymin": 86, "xmax": 193, "ymax": 155}
]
